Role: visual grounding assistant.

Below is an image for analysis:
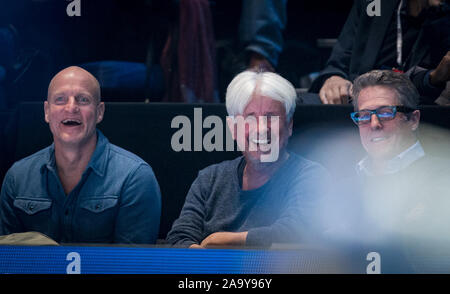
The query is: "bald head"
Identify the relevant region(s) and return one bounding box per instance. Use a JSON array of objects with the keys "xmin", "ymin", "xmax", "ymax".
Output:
[
  {"xmin": 48, "ymin": 66, "xmax": 101, "ymax": 103},
  {"xmin": 44, "ymin": 66, "xmax": 105, "ymax": 149}
]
